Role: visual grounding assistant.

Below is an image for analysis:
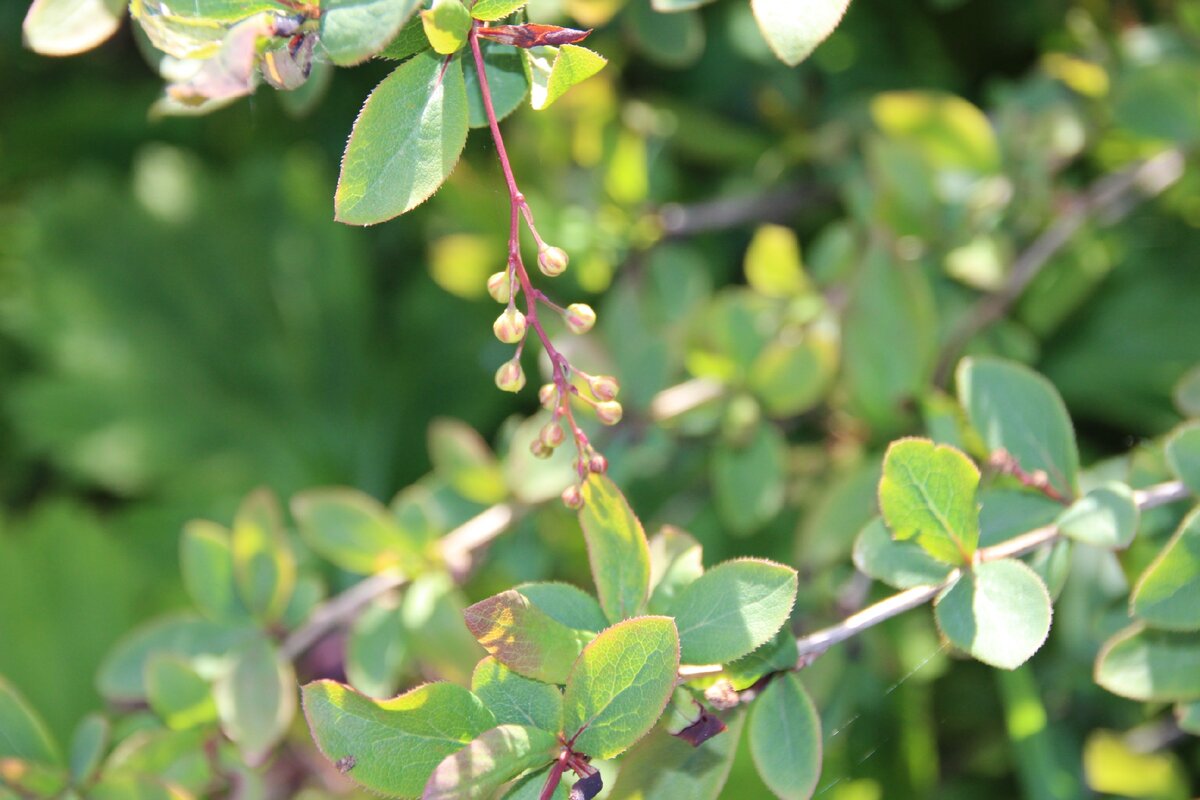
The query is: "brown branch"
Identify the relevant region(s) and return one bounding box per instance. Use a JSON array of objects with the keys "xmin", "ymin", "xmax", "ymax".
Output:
[
  {"xmin": 654, "ymin": 182, "xmax": 832, "ymax": 239},
  {"xmin": 934, "ymin": 147, "xmax": 1186, "ymax": 385}
]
